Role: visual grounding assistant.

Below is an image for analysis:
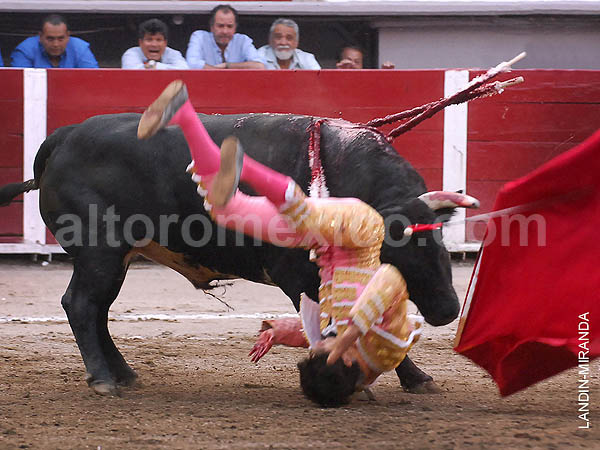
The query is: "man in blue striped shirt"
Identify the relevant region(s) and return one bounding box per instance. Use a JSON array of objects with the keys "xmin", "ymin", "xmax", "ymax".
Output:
[
  {"xmin": 186, "ymin": 4, "xmax": 264, "ymax": 70},
  {"xmin": 11, "ymin": 14, "xmax": 98, "ymax": 68}
]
